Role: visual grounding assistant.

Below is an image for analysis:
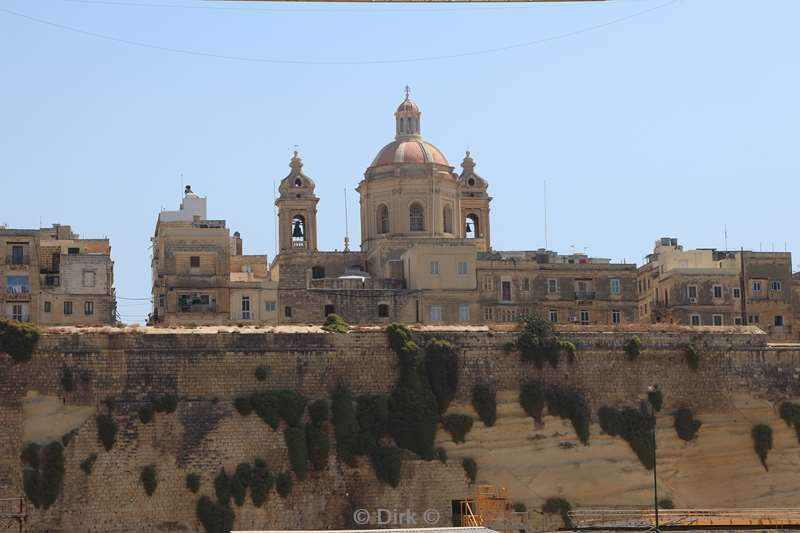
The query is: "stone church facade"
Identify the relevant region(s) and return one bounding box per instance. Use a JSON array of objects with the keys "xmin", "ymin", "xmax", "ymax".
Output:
[{"xmin": 150, "ymin": 91, "xmax": 639, "ymax": 326}]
